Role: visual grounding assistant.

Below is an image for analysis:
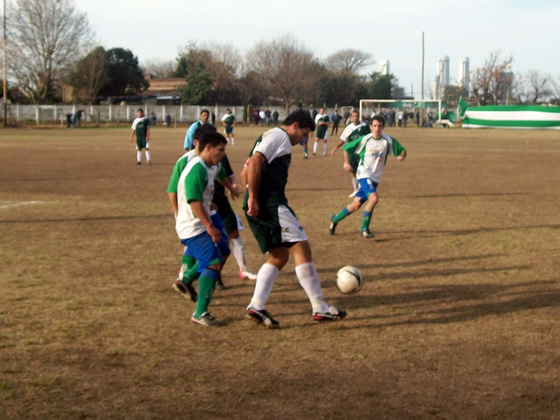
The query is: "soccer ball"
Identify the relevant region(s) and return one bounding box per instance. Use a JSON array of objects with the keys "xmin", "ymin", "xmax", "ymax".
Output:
[{"xmin": 336, "ymin": 266, "xmax": 363, "ymax": 294}]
